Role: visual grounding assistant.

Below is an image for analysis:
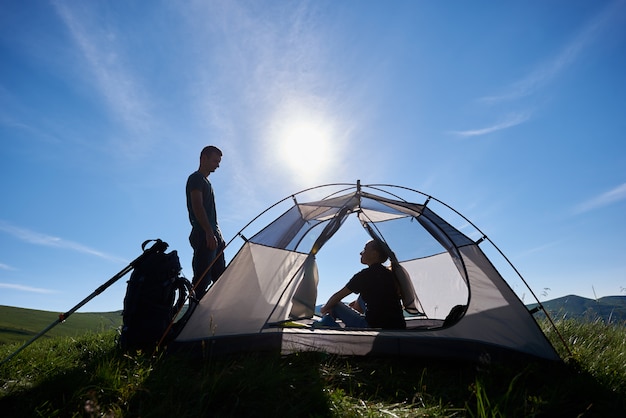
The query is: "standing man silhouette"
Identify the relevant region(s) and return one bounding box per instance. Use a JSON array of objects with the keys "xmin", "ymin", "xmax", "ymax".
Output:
[{"xmin": 186, "ymin": 146, "xmax": 225, "ymax": 299}]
